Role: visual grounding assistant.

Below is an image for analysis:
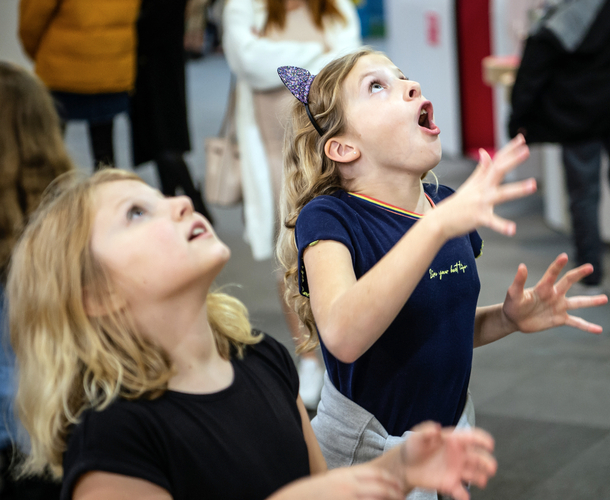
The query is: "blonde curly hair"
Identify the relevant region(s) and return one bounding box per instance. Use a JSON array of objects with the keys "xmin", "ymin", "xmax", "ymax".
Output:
[
  {"xmin": 7, "ymin": 169, "xmax": 260, "ymax": 478},
  {"xmin": 277, "ymin": 48, "xmax": 437, "ymax": 354},
  {"xmin": 276, "ymin": 48, "xmax": 379, "ymax": 353}
]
